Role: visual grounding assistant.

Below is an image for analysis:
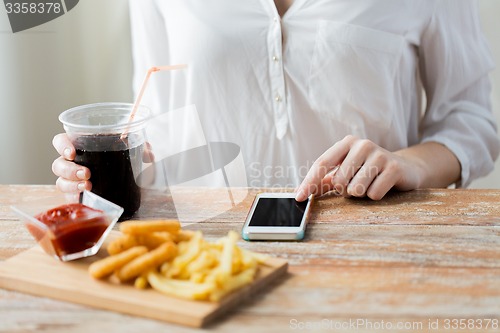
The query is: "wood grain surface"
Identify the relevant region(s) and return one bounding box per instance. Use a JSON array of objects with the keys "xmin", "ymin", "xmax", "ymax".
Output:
[{"xmin": 1, "ymin": 185, "xmax": 500, "ymax": 333}]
